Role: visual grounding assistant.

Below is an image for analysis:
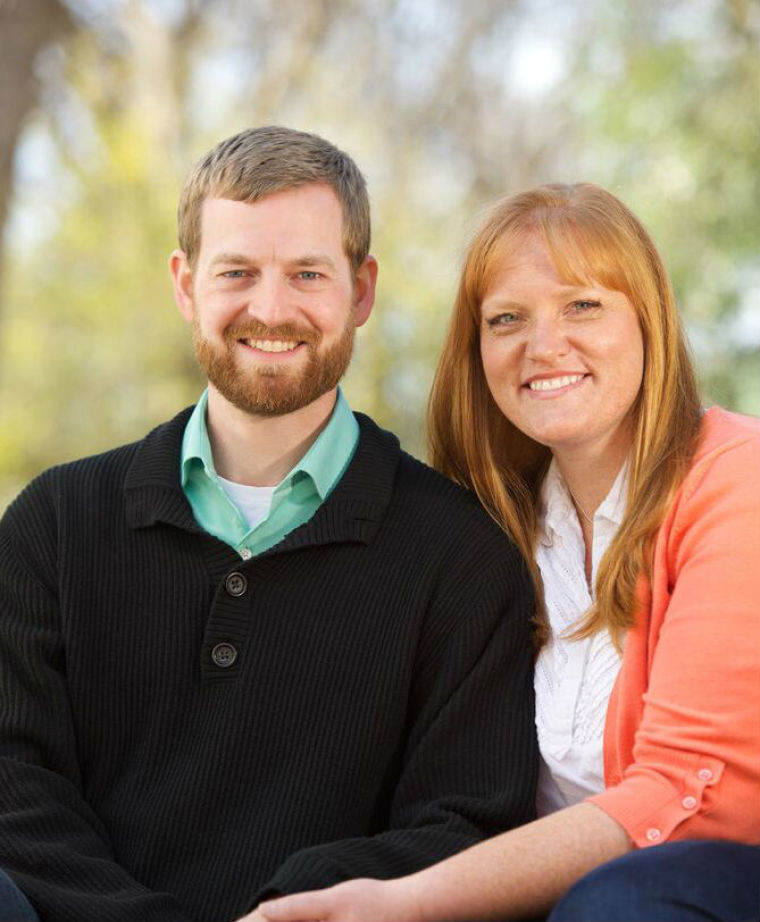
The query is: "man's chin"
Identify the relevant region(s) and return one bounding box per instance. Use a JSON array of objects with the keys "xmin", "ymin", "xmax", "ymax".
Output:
[
  {"xmin": 198, "ymin": 325, "xmax": 354, "ymax": 418},
  {"xmin": 215, "ymin": 378, "xmax": 335, "ymax": 418}
]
